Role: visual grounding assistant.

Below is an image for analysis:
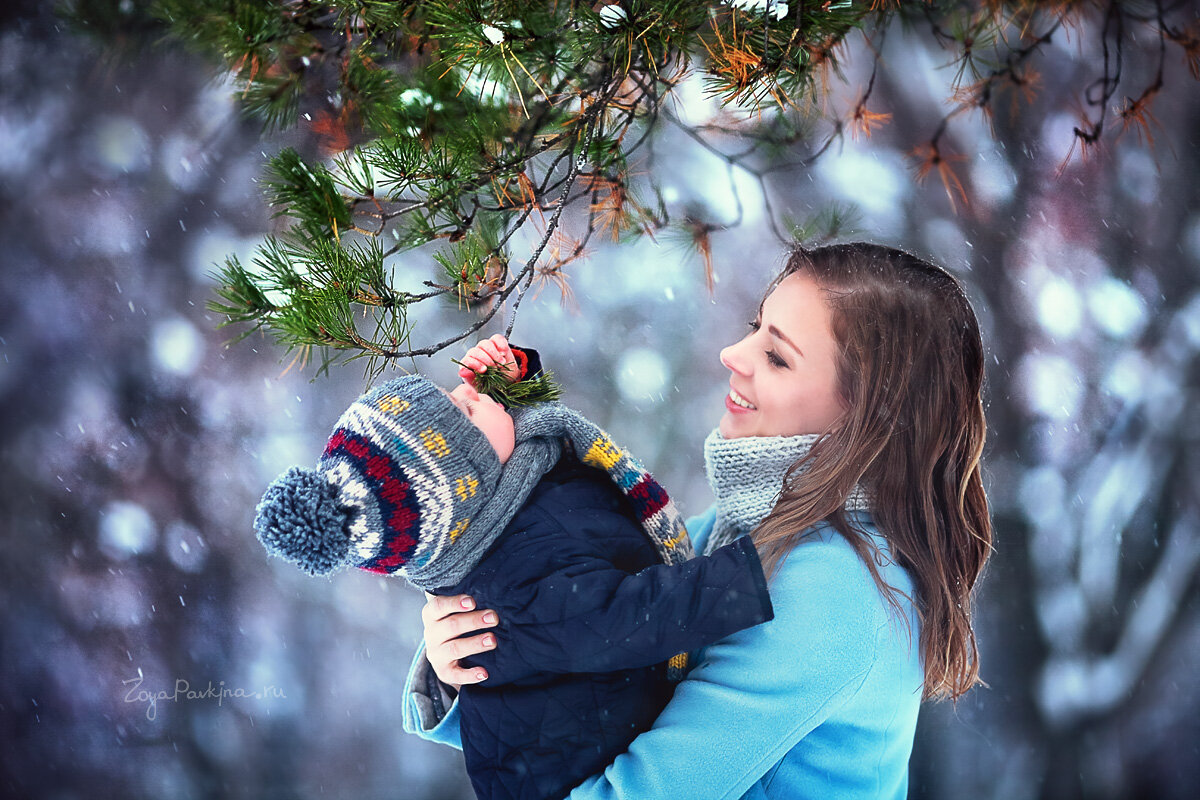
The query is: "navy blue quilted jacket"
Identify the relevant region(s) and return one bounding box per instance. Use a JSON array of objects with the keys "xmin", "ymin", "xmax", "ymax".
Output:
[{"xmin": 432, "ymin": 452, "xmax": 773, "ymax": 800}]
